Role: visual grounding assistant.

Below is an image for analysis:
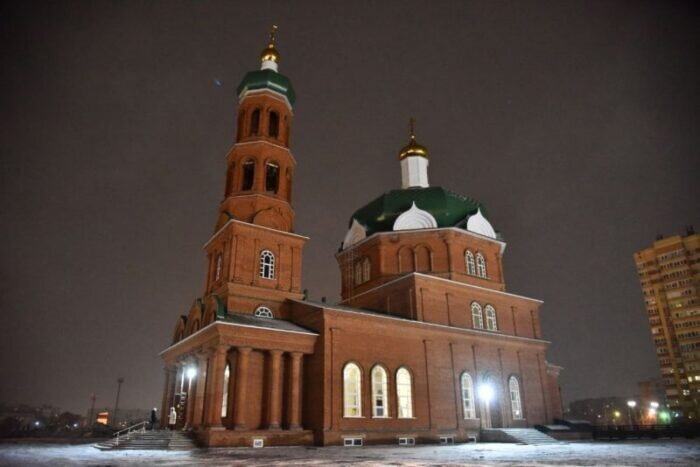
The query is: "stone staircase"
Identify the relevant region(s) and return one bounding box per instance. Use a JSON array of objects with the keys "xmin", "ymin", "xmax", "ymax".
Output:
[
  {"xmin": 94, "ymin": 430, "xmax": 197, "ymax": 450},
  {"xmin": 482, "ymin": 428, "xmax": 561, "ymax": 445}
]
